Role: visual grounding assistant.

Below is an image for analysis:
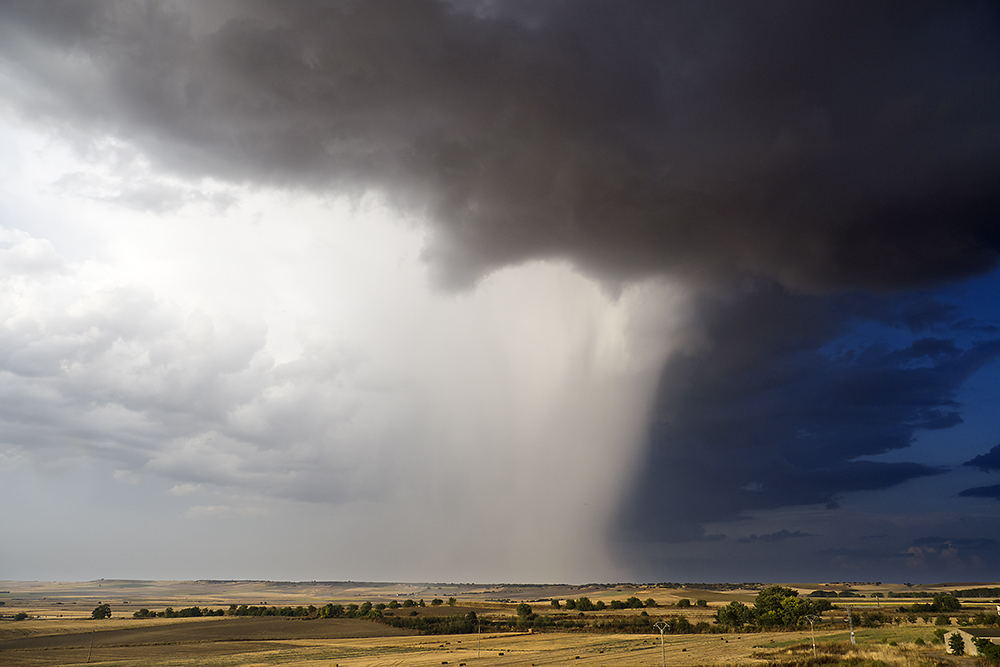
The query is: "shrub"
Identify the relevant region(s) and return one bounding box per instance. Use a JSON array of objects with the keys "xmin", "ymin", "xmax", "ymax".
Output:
[
  {"xmin": 677, "ymin": 599, "xmax": 692, "ymax": 608},
  {"xmin": 948, "ymin": 632, "xmax": 964, "ymax": 655},
  {"xmin": 696, "ymin": 599, "xmax": 708, "ymax": 607},
  {"xmin": 13, "ymin": 612, "xmax": 29, "ymax": 621},
  {"xmin": 974, "ymin": 637, "xmax": 1000, "ymax": 665}
]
